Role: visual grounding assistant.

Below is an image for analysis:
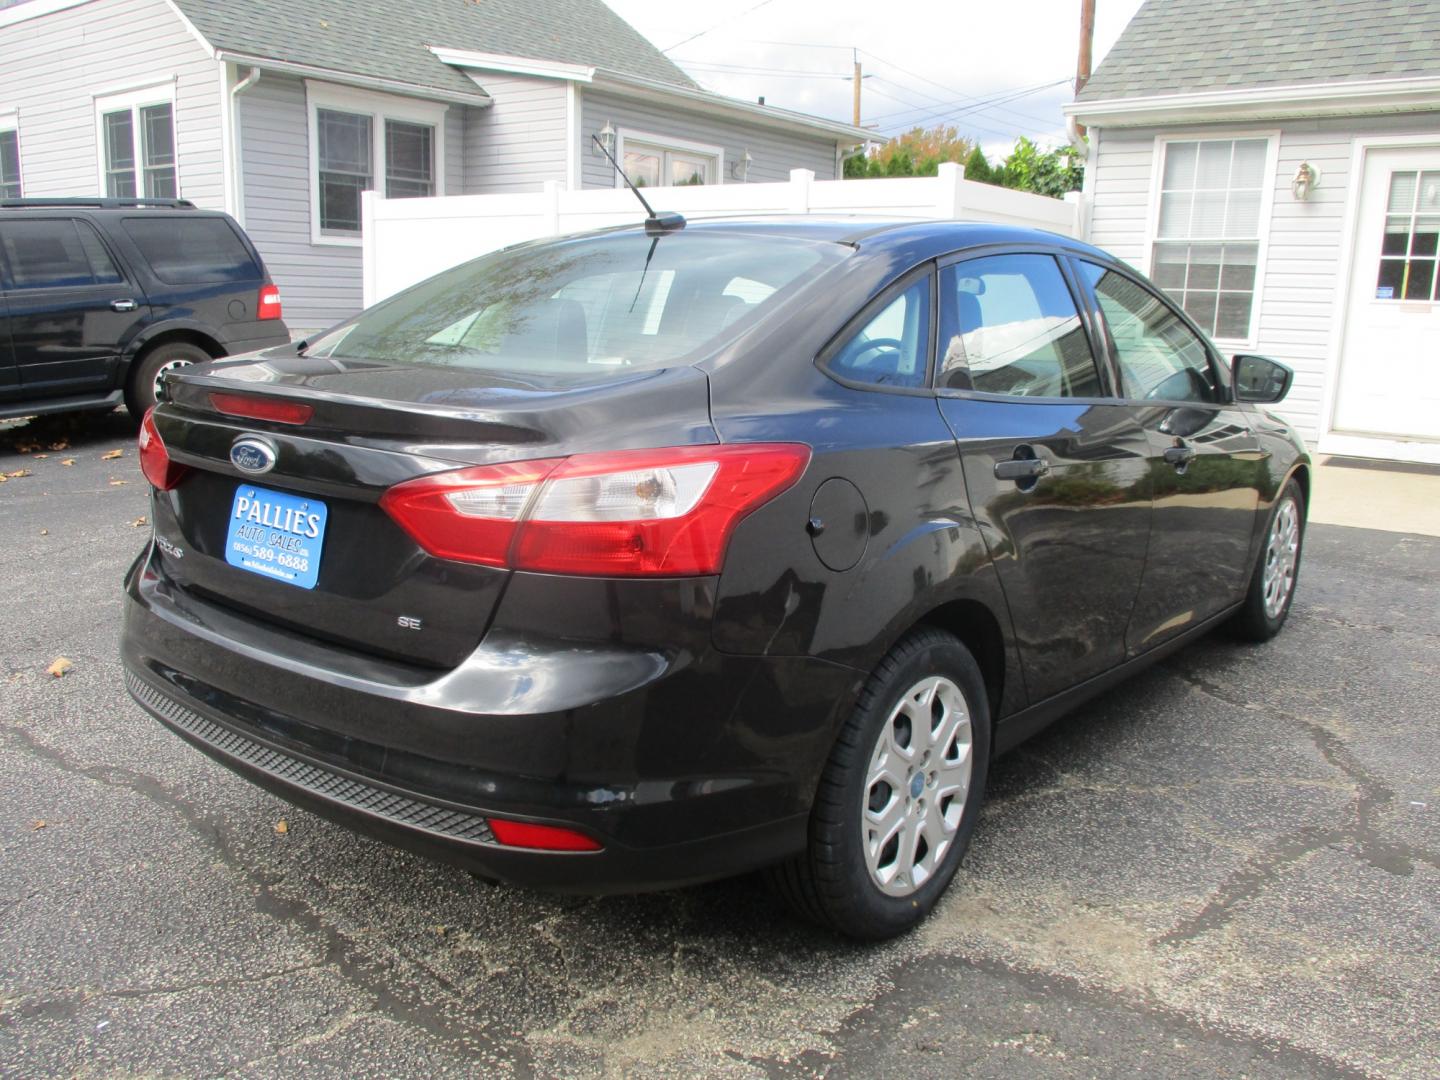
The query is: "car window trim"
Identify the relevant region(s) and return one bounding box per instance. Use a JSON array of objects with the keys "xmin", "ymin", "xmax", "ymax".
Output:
[
  {"xmin": 815, "ymin": 261, "xmax": 938, "ymax": 397},
  {"xmin": 930, "ymin": 244, "xmax": 1120, "ymax": 405},
  {"xmin": 1067, "ymin": 254, "xmax": 1235, "ymax": 408}
]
